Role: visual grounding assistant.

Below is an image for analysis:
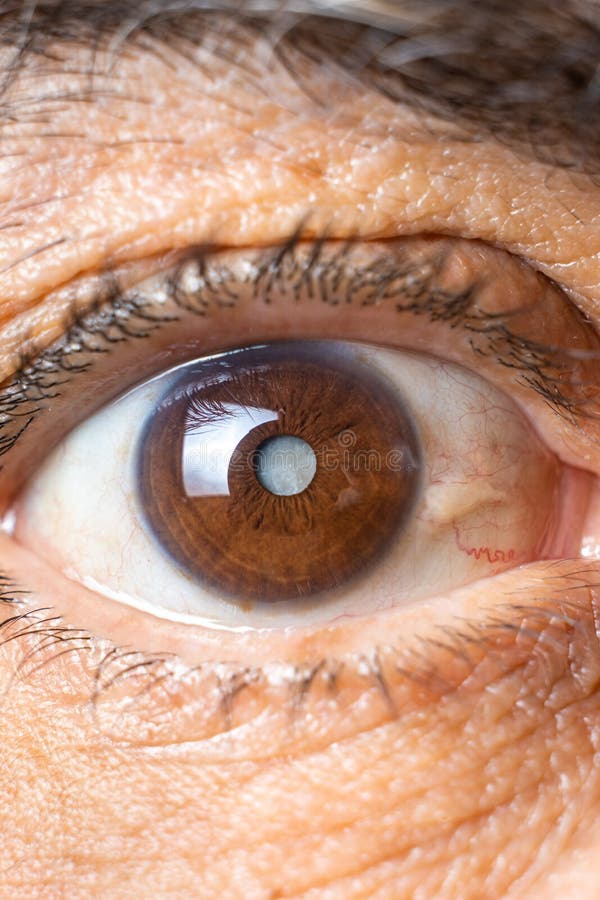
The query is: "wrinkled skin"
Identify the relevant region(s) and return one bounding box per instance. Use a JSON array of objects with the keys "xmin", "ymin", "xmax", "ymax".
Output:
[{"xmin": 2, "ymin": 9, "xmax": 600, "ymax": 900}]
